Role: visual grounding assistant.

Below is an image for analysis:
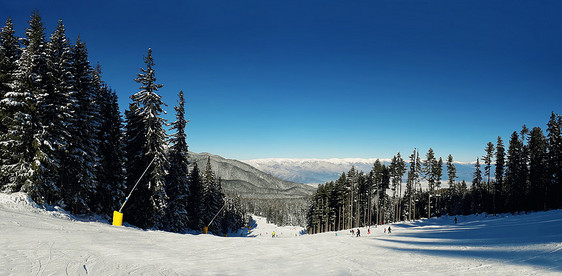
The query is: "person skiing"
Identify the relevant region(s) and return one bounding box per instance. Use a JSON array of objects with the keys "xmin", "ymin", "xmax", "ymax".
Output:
[
  {"xmin": 384, "ymin": 228, "xmax": 386, "ymax": 234},
  {"xmin": 368, "ymin": 228, "xmax": 371, "ymax": 235},
  {"xmin": 455, "ymin": 217, "xmax": 457, "ymax": 224},
  {"xmin": 272, "ymin": 231, "xmax": 275, "ymax": 238},
  {"xmin": 388, "ymin": 226, "xmax": 392, "ymax": 234},
  {"xmin": 356, "ymin": 229, "xmax": 360, "ymax": 237},
  {"xmin": 351, "ymin": 229, "xmax": 355, "ymax": 236}
]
